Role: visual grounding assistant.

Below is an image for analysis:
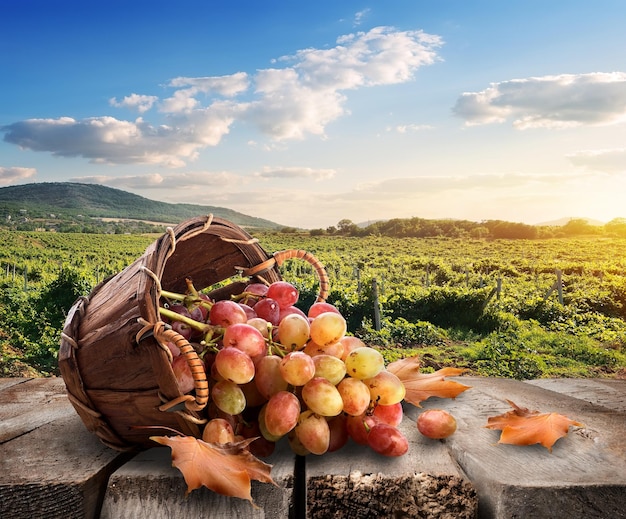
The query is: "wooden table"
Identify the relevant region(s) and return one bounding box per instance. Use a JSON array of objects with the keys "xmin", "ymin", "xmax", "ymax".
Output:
[{"xmin": 1, "ymin": 376, "xmax": 625, "ymax": 518}]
